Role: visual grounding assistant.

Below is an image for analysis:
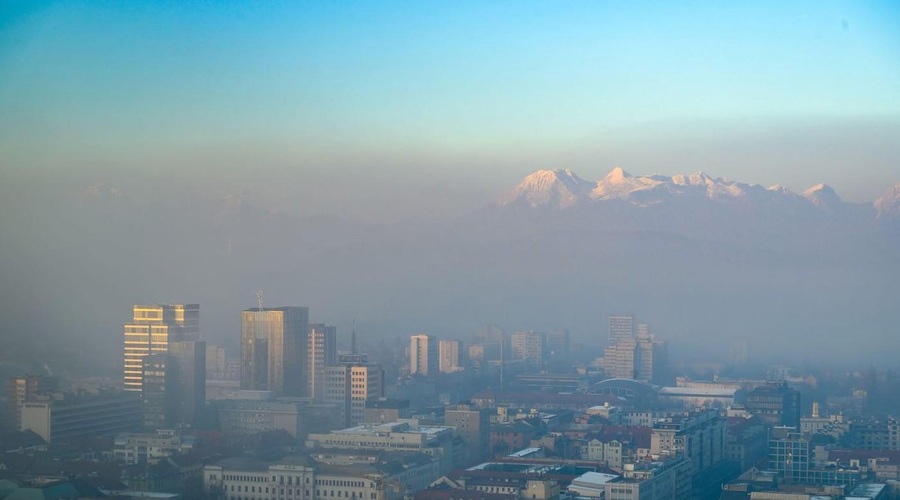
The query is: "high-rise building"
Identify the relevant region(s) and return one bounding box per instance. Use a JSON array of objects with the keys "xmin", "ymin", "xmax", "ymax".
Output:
[
  {"xmin": 635, "ymin": 324, "xmax": 668, "ymax": 384},
  {"xmin": 240, "ymin": 307, "xmax": 309, "ymax": 396},
  {"xmin": 510, "ymin": 331, "xmax": 544, "ymax": 368},
  {"xmin": 168, "ymin": 340, "xmax": 206, "ymax": 426},
  {"xmin": 141, "ymin": 354, "xmax": 171, "ymax": 428},
  {"xmin": 140, "ymin": 340, "xmax": 206, "ymax": 429},
  {"xmin": 444, "ymin": 402, "xmax": 490, "ymax": 464},
  {"xmin": 603, "ymin": 316, "xmax": 668, "ymax": 383},
  {"xmin": 608, "ymin": 315, "xmax": 634, "ymax": 347},
  {"xmin": 745, "ymin": 381, "xmax": 801, "ymax": 429},
  {"xmin": 546, "ymin": 329, "xmax": 571, "ymax": 359},
  {"xmin": 124, "ymin": 304, "xmax": 199, "ymax": 393},
  {"xmin": 308, "ymin": 324, "xmax": 337, "ymax": 401},
  {"xmin": 324, "ymin": 360, "xmax": 384, "ymax": 428},
  {"xmin": 604, "ymin": 339, "xmax": 638, "ymax": 379},
  {"xmin": 439, "ymin": 340, "xmax": 463, "ymax": 373},
  {"xmin": 410, "ymin": 334, "xmax": 438, "ymax": 376}
]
